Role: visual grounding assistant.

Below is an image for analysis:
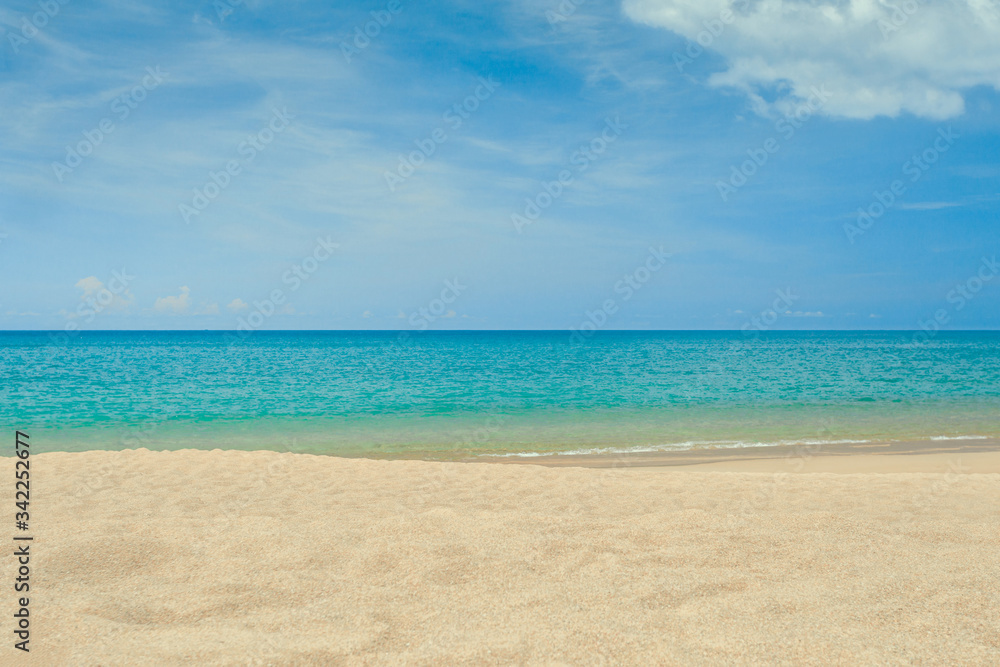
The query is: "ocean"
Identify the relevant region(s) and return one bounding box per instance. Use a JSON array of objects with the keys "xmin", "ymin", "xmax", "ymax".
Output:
[{"xmin": 3, "ymin": 330, "xmax": 999, "ymax": 458}]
